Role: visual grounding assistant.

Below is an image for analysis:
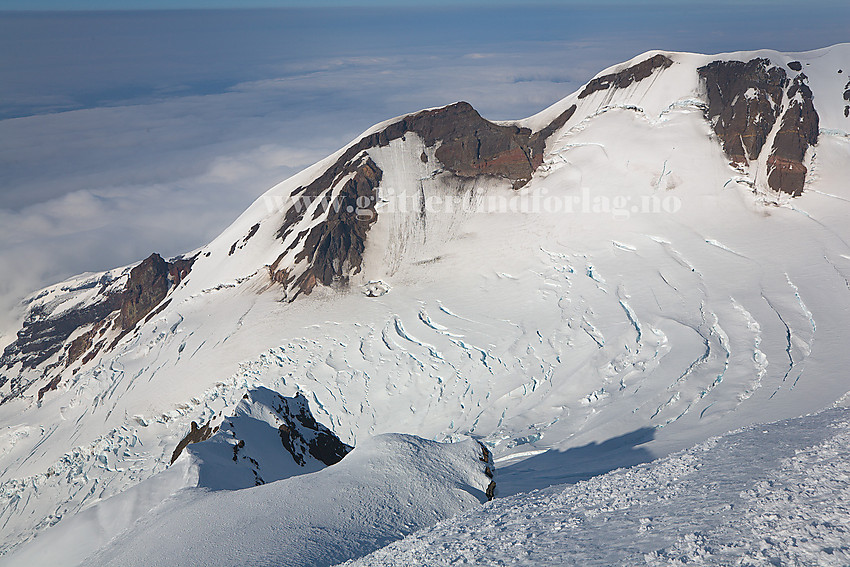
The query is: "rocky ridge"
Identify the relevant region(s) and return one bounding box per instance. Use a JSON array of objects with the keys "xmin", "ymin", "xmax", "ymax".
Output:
[
  {"xmin": 698, "ymin": 58, "xmax": 819, "ymax": 196},
  {"xmin": 0, "ymin": 252, "xmax": 194, "ymax": 403},
  {"xmin": 0, "ymin": 50, "xmax": 830, "ymax": 409},
  {"xmin": 170, "ymin": 387, "xmax": 353, "ymax": 490},
  {"xmin": 270, "ymin": 101, "xmax": 576, "ymax": 298},
  {"xmin": 578, "ymin": 53, "xmax": 673, "ymax": 99}
]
